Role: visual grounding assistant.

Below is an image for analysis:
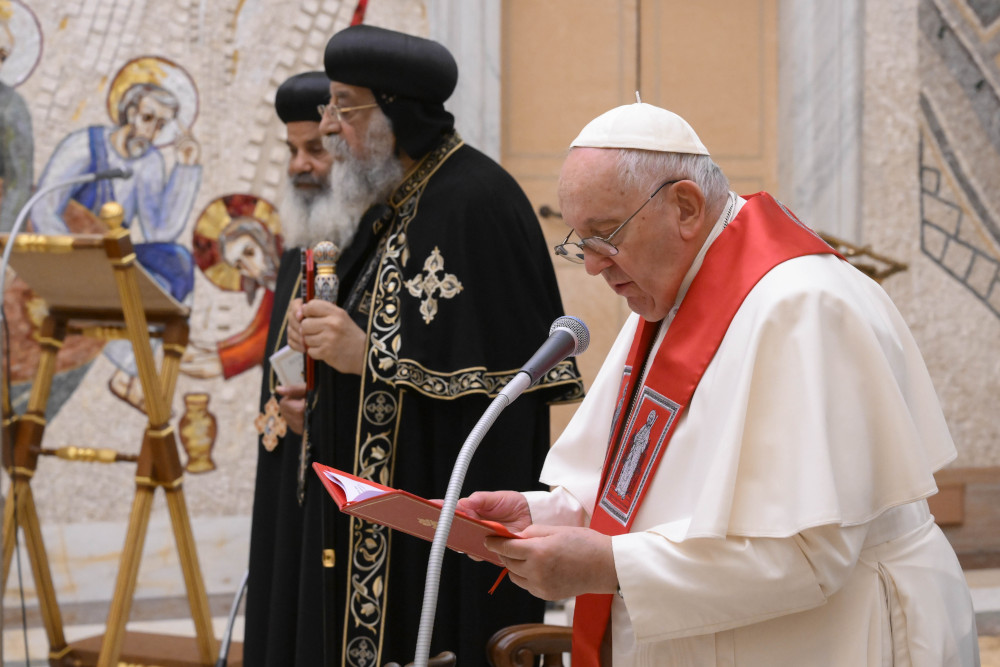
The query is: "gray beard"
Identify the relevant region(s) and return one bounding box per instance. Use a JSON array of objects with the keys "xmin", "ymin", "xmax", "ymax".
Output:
[
  {"xmin": 279, "ymin": 112, "xmax": 404, "ymax": 254},
  {"xmin": 278, "ymin": 181, "xmax": 362, "ymax": 251}
]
